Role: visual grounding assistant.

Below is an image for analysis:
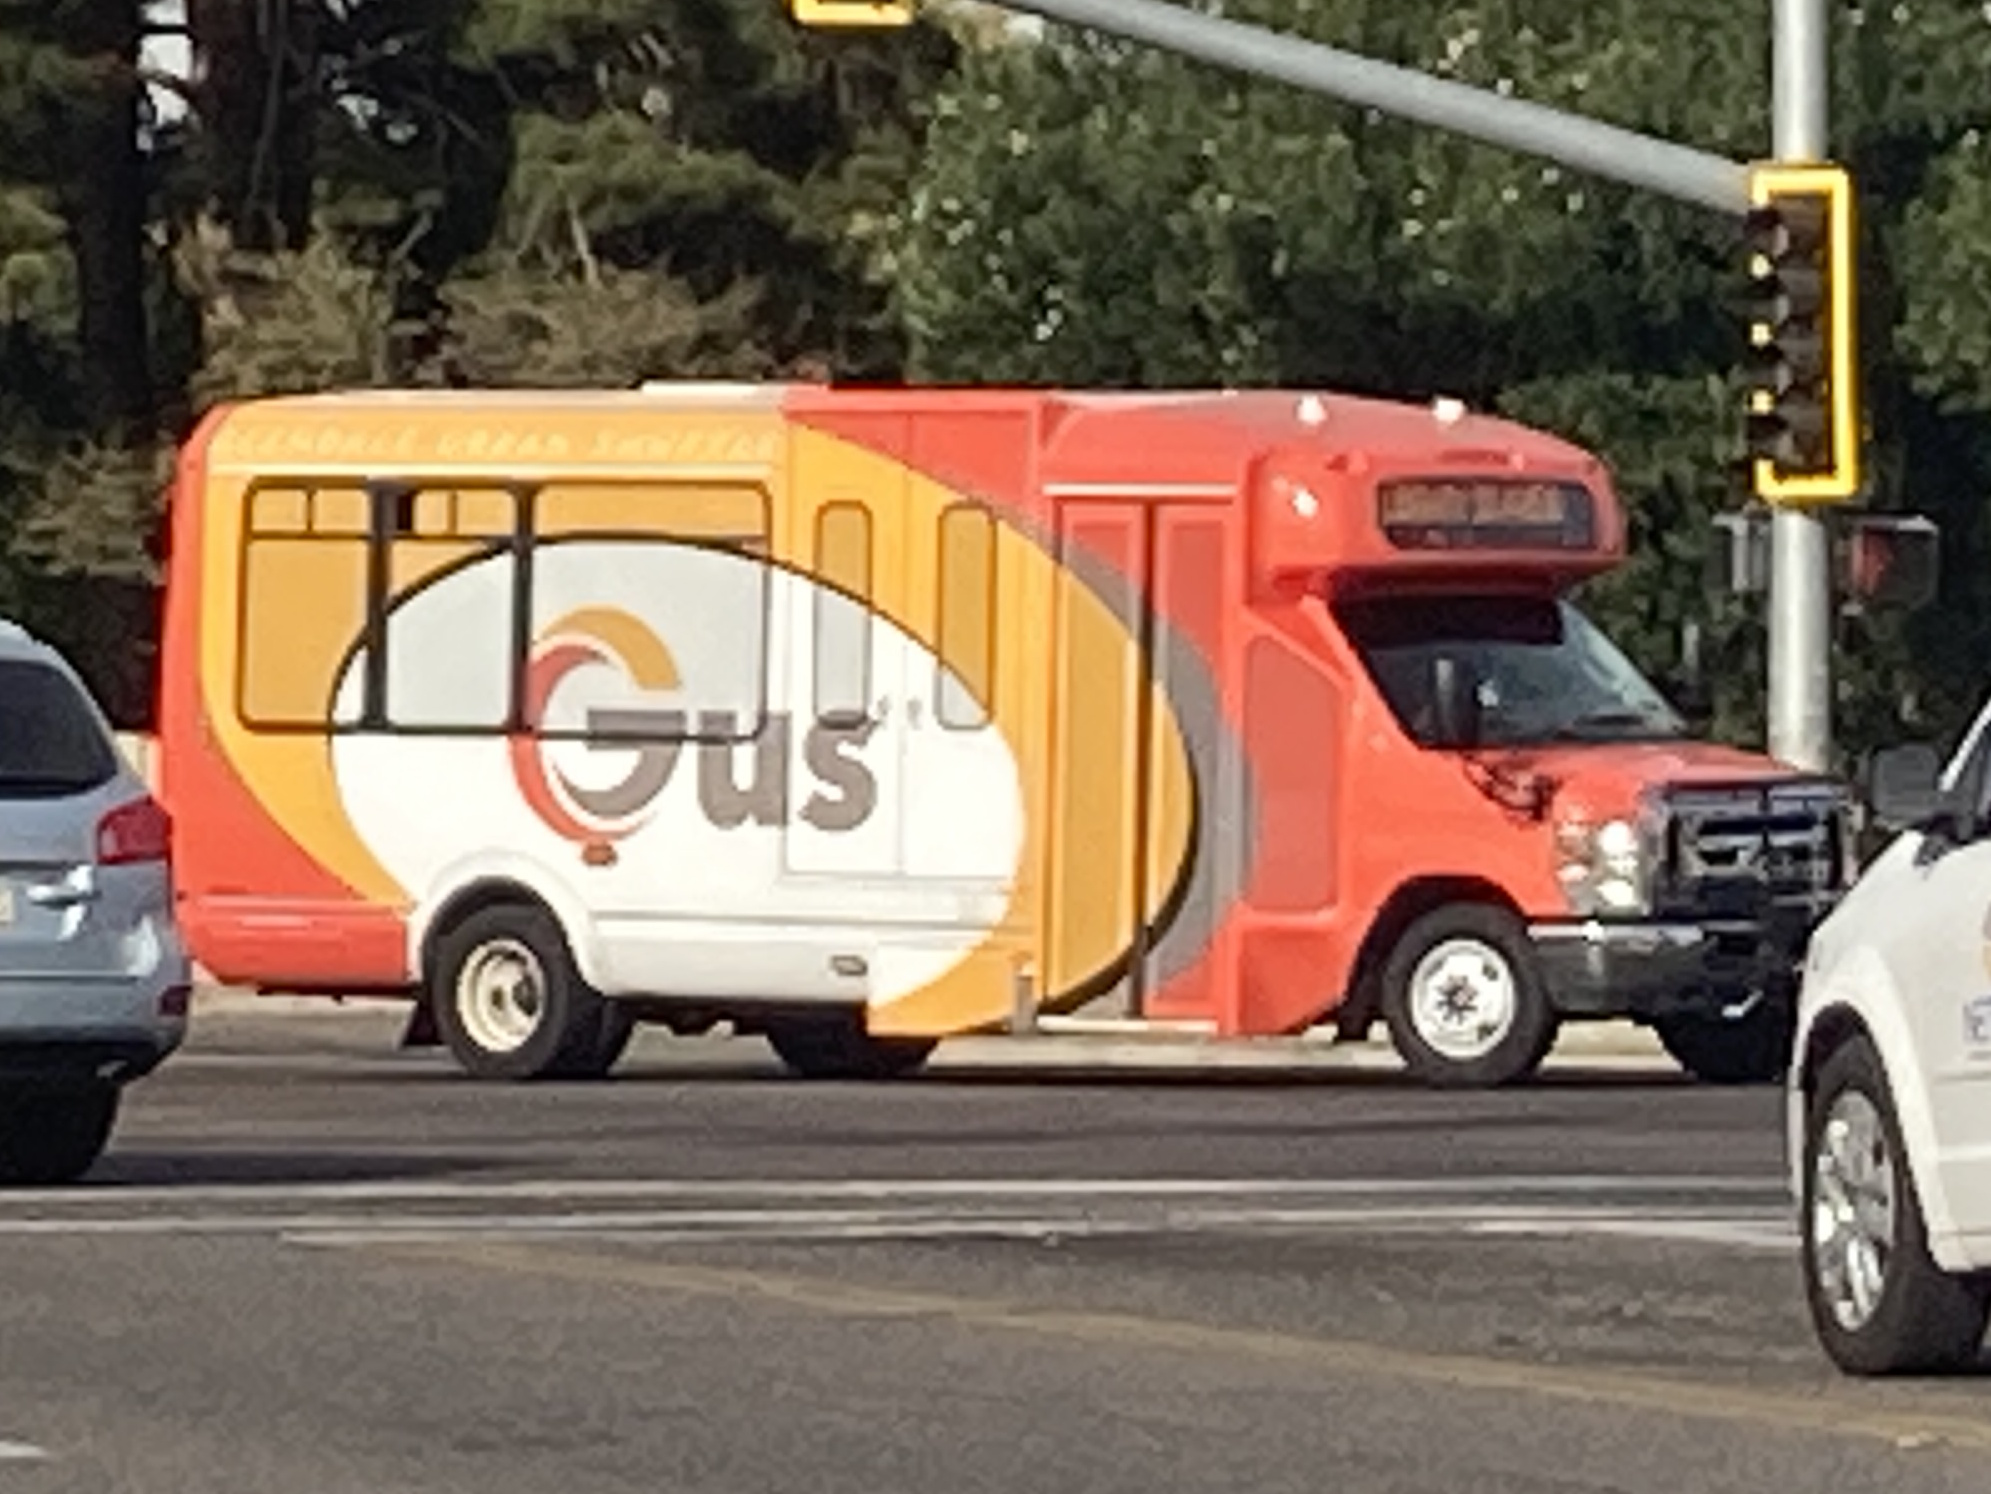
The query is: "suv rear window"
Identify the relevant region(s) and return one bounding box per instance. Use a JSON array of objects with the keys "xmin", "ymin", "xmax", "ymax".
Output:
[{"xmin": 0, "ymin": 658, "xmax": 118, "ymax": 799}]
